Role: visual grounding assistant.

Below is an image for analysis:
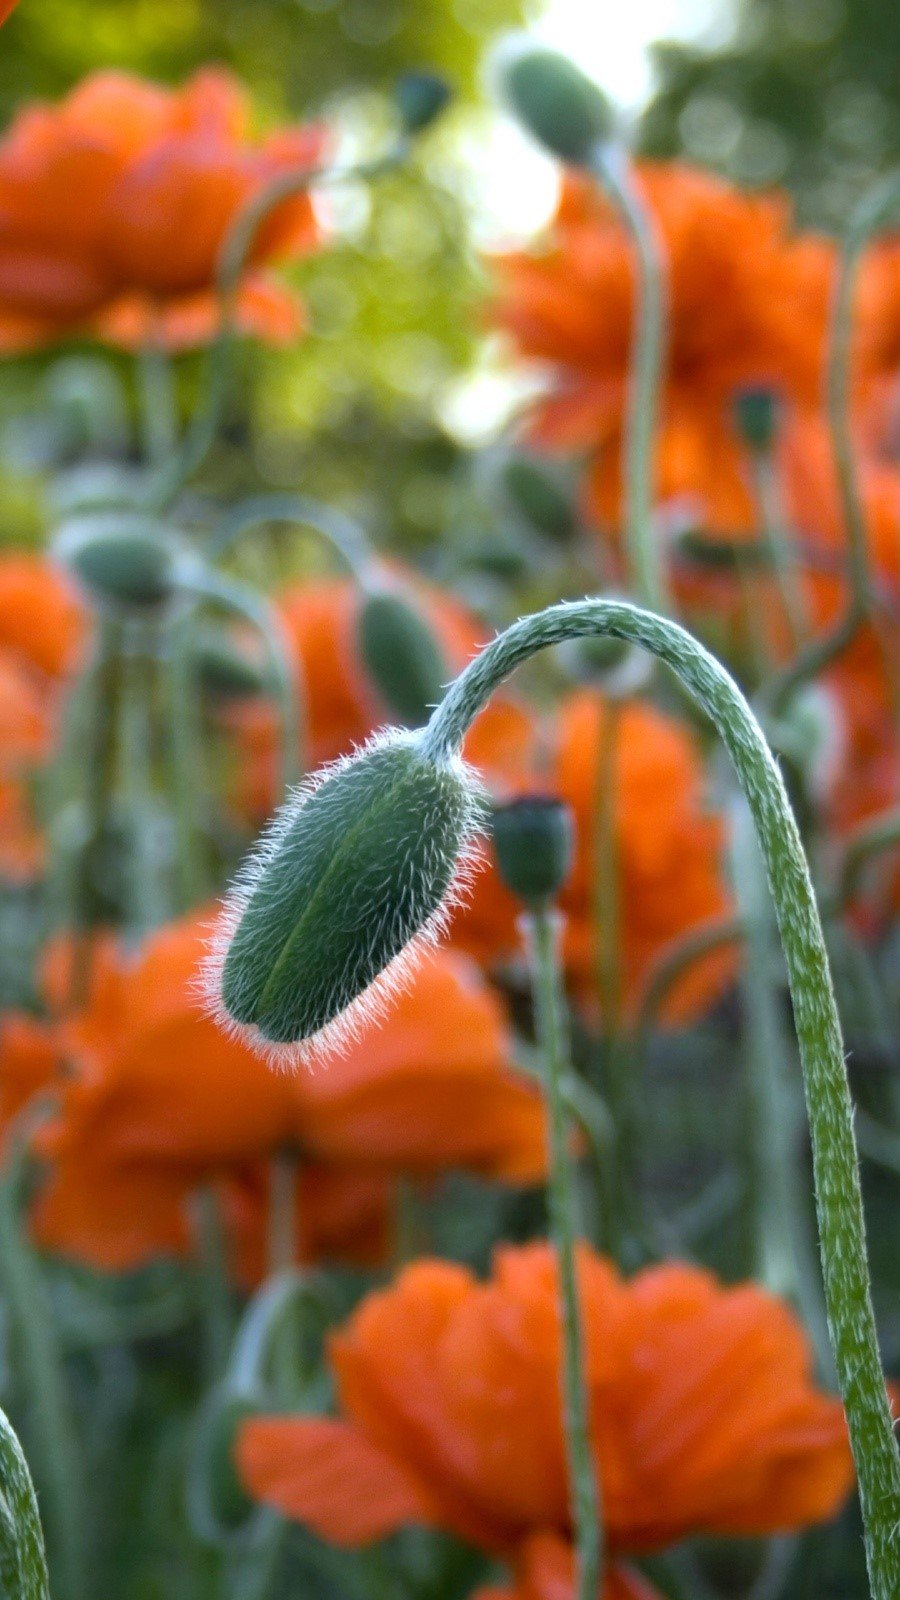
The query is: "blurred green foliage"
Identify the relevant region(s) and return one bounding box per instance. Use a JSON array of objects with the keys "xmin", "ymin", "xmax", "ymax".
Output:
[{"xmin": 641, "ymin": 0, "xmax": 900, "ymax": 226}]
